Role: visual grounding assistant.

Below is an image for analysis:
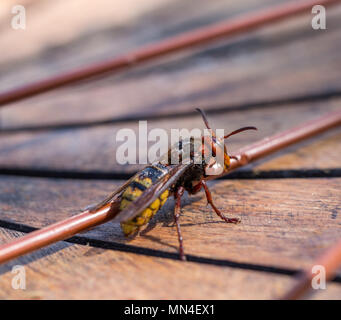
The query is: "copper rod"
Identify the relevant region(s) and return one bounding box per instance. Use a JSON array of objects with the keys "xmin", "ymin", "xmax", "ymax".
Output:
[
  {"xmin": 282, "ymin": 238, "xmax": 341, "ymax": 299},
  {"xmin": 222, "ymin": 109, "xmax": 341, "ymax": 174},
  {"xmin": 0, "ymin": 0, "xmax": 340, "ymax": 107},
  {"xmin": 0, "ymin": 109, "xmax": 340, "ymax": 265},
  {"xmin": 0, "ymin": 203, "xmax": 116, "ymax": 264}
]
